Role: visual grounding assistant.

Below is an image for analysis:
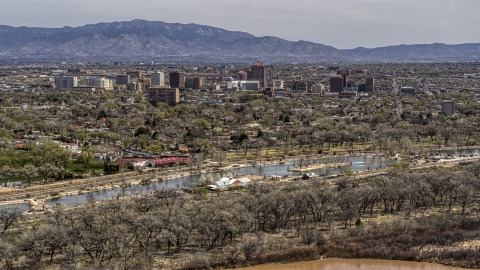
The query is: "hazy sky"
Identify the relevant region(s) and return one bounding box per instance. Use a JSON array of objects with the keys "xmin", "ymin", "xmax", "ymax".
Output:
[{"xmin": 1, "ymin": 0, "xmax": 479, "ymax": 49}]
